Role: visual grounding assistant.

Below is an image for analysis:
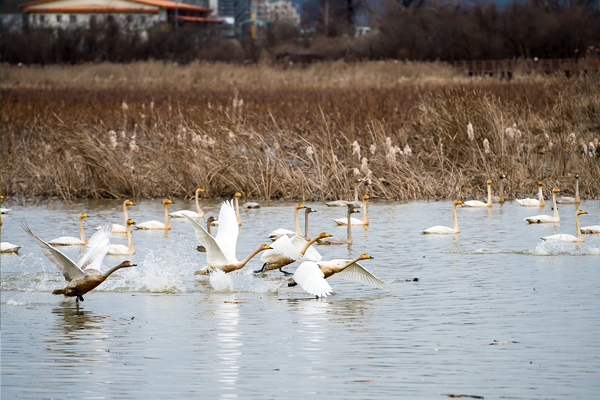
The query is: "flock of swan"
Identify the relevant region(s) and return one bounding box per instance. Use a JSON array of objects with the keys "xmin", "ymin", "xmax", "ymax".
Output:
[{"xmin": 0, "ymin": 174, "xmax": 598, "ymax": 302}]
